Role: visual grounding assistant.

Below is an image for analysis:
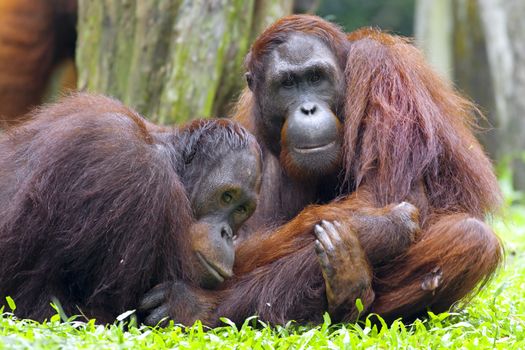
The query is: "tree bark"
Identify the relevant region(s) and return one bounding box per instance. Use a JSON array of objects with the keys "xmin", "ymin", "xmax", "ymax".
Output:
[
  {"xmin": 77, "ymin": 0, "xmax": 292, "ymax": 124},
  {"xmin": 251, "ymin": 0, "xmax": 293, "ymax": 39},
  {"xmin": 414, "ymin": 0, "xmax": 453, "ymax": 79},
  {"xmin": 415, "ymin": 0, "xmax": 525, "ymax": 191},
  {"xmin": 451, "ymin": 0, "xmax": 497, "ymax": 160},
  {"xmin": 478, "ymin": 0, "xmax": 525, "ymax": 190},
  {"xmin": 415, "ymin": 0, "xmax": 497, "ymax": 153}
]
